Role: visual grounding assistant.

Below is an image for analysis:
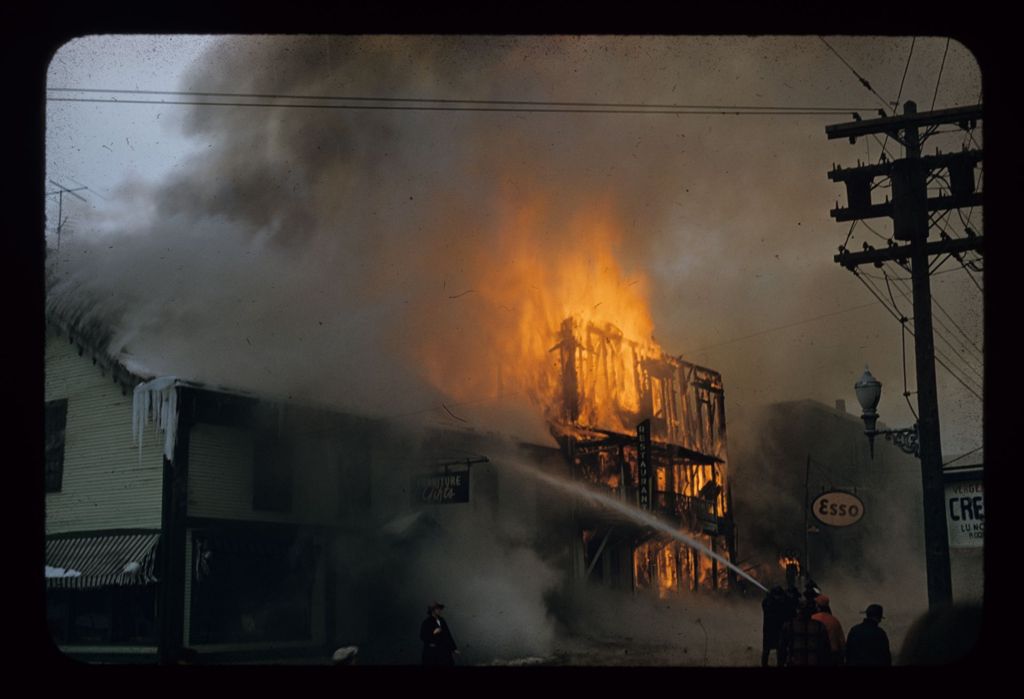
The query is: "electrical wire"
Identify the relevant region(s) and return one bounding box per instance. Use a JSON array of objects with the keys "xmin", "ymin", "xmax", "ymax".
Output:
[
  {"xmin": 860, "ymin": 219, "xmax": 891, "ymax": 242},
  {"xmin": 680, "ymin": 302, "xmax": 878, "ymax": 355},
  {"xmin": 47, "ymin": 87, "xmax": 879, "ymax": 114},
  {"xmin": 841, "ymin": 220, "xmax": 859, "ymax": 250},
  {"xmin": 818, "ymin": 37, "xmax": 894, "ymax": 113},
  {"xmin": 852, "ymin": 270, "xmax": 982, "ymax": 401},
  {"xmin": 47, "ymin": 96, "xmax": 873, "ymax": 118},
  {"xmin": 895, "ymin": 37, "xmax": 916, "ymax": 112},
  {"xmin": 892, "ymin": 272, "xmax": 978, "ymax": 358},
  {"xmin": 890, "ymin": 275, "xmax": 984, "ymax": 374},
  {"xmin": 890, "ymin": 273, "xmax": 973, "ymax": 348},
  {"xmin": 883, "ymin": 270, "xmax": 919, "ymax": 420},
  {"xmin": 943, "ymin": 445, "xmax": 983, "ymax": 467},
  {"xmin": 875, "ymin": 37, "xmax": 916, "ymax": 163},
  {"xmin": 962, "ymin": 261, "xmax": 984, "ymax": 293}
]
